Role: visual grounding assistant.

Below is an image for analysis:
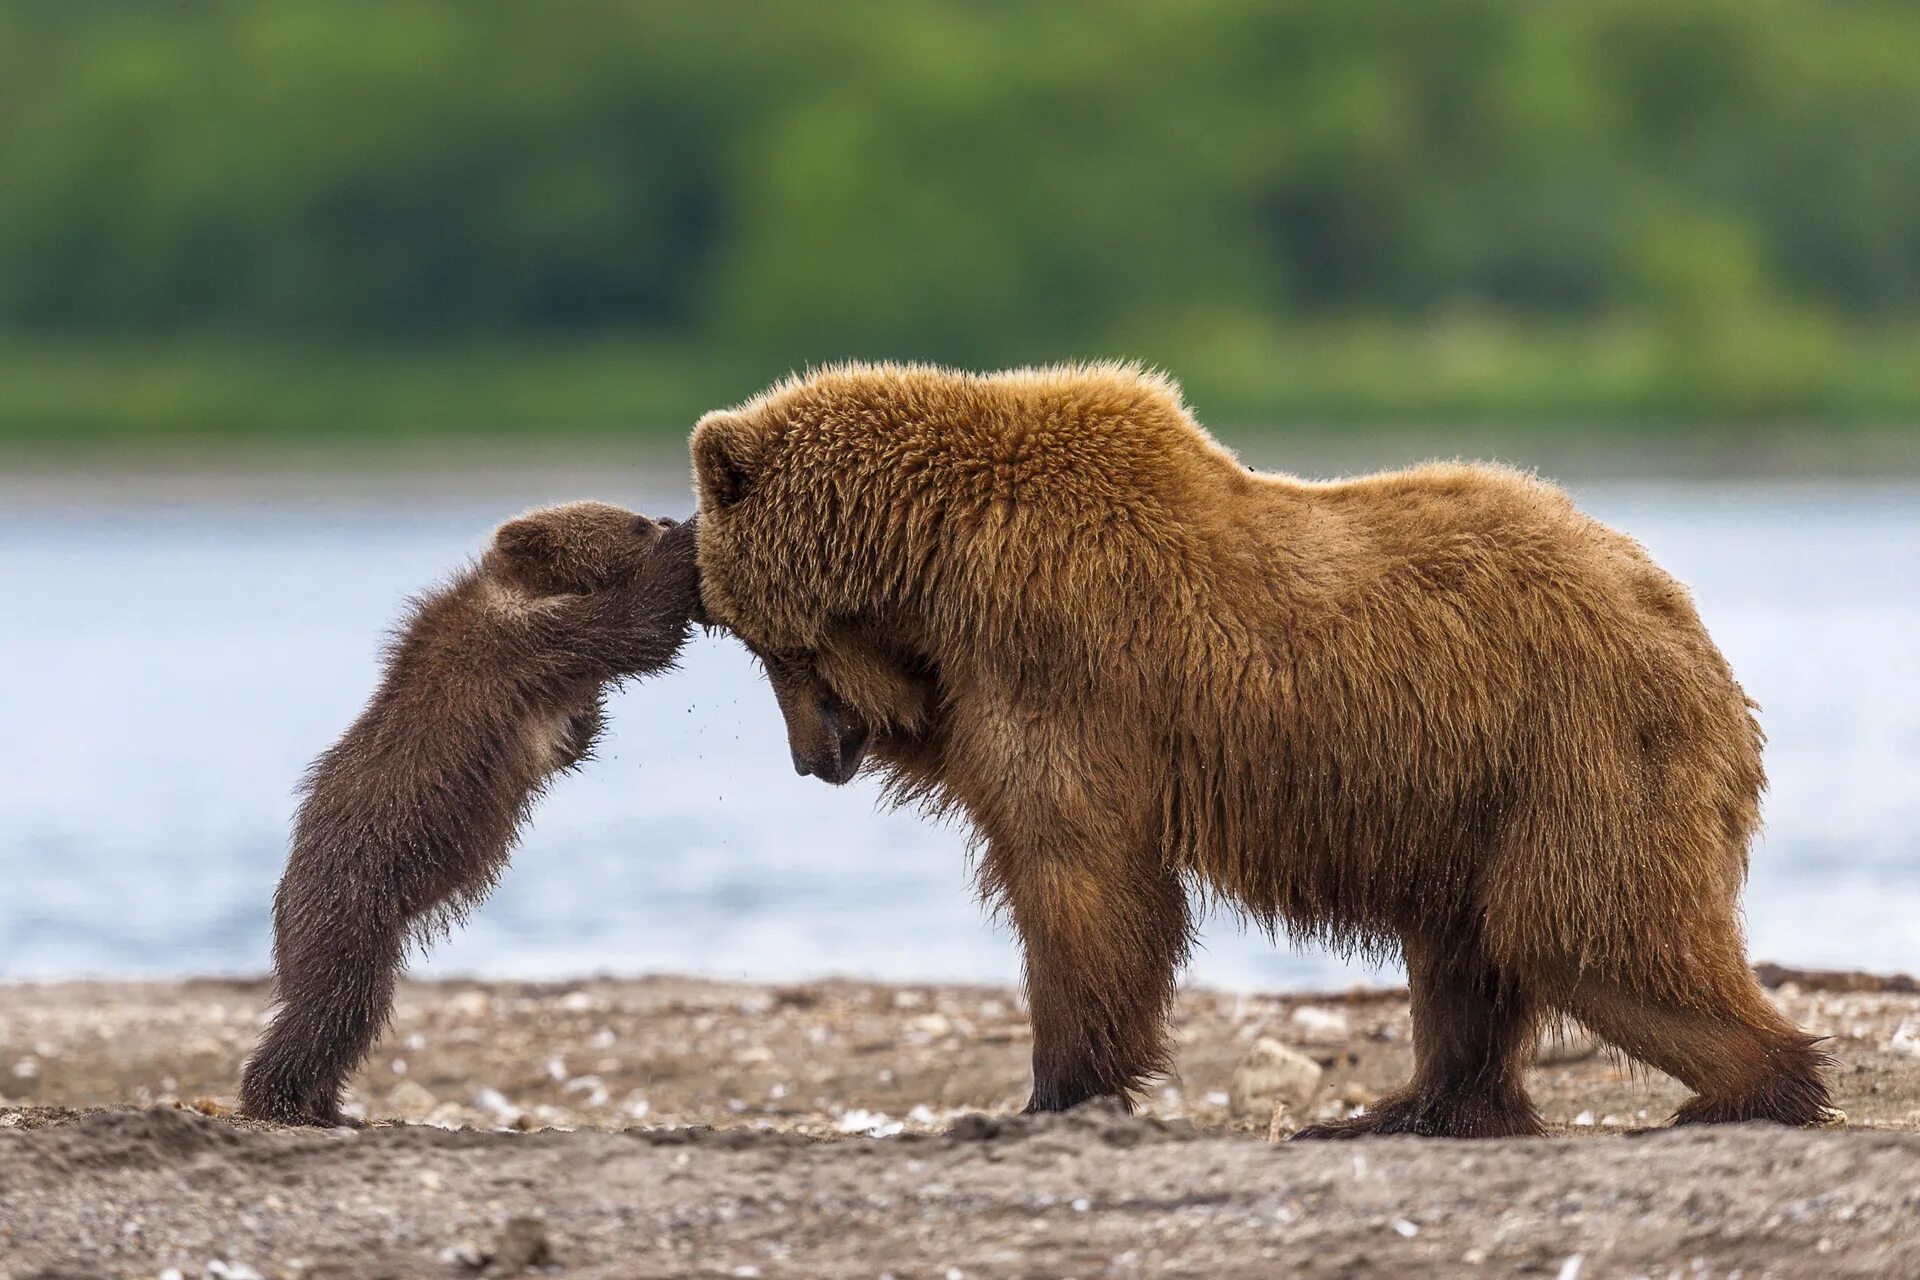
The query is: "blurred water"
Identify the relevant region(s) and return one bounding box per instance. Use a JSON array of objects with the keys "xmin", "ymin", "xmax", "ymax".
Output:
[{"xmin": 1, "ymin": 479, "xmax": 1916, "ymax": 990}]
